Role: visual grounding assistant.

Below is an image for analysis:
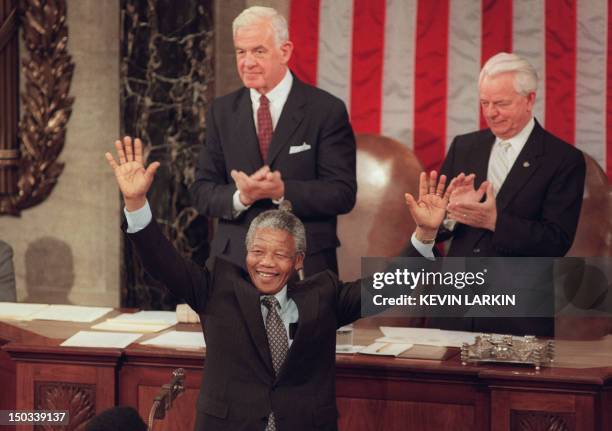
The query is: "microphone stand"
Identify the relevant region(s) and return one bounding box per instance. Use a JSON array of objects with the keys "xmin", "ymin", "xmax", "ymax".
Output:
[{"xmin": 147, "ymin": 368, "xmax": 186, "ymax": 431}]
